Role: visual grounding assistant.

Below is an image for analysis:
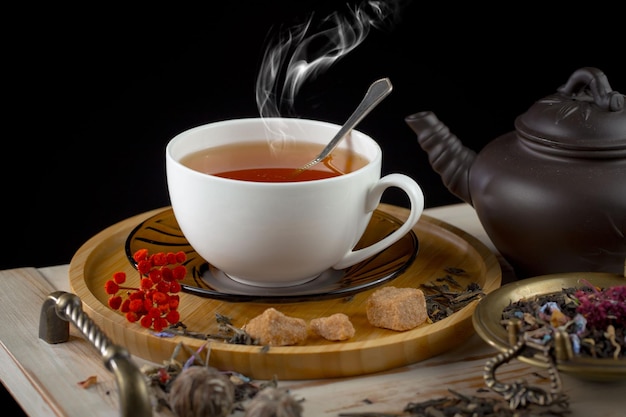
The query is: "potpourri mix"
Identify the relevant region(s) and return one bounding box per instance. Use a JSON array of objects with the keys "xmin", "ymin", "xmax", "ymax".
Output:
[{"xmin": 501, "ymin": 280, "xmax": 626, "ymax": 359}]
